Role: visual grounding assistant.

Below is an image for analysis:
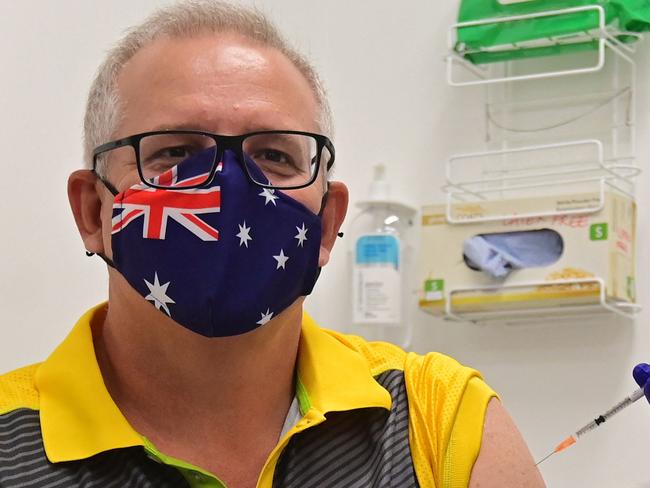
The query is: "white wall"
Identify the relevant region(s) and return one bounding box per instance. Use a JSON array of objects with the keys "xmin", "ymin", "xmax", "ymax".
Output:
[{"xmin": 1, "ymin": 1, "xmax": 649, "ymax": 487}]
